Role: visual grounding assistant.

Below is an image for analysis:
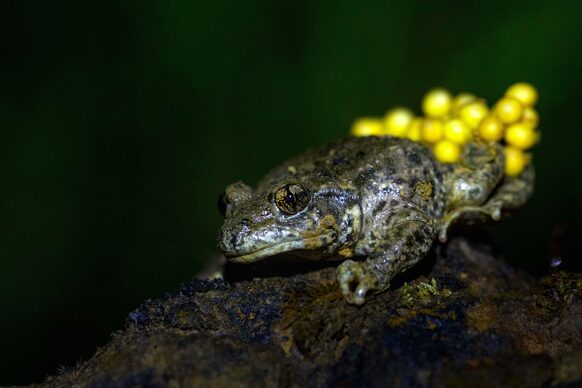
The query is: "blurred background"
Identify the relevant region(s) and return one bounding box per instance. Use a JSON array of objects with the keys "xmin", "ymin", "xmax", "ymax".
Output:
[{"xmin": 1, "ymin": 1, "xmax": 581, "ymax": 384}]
